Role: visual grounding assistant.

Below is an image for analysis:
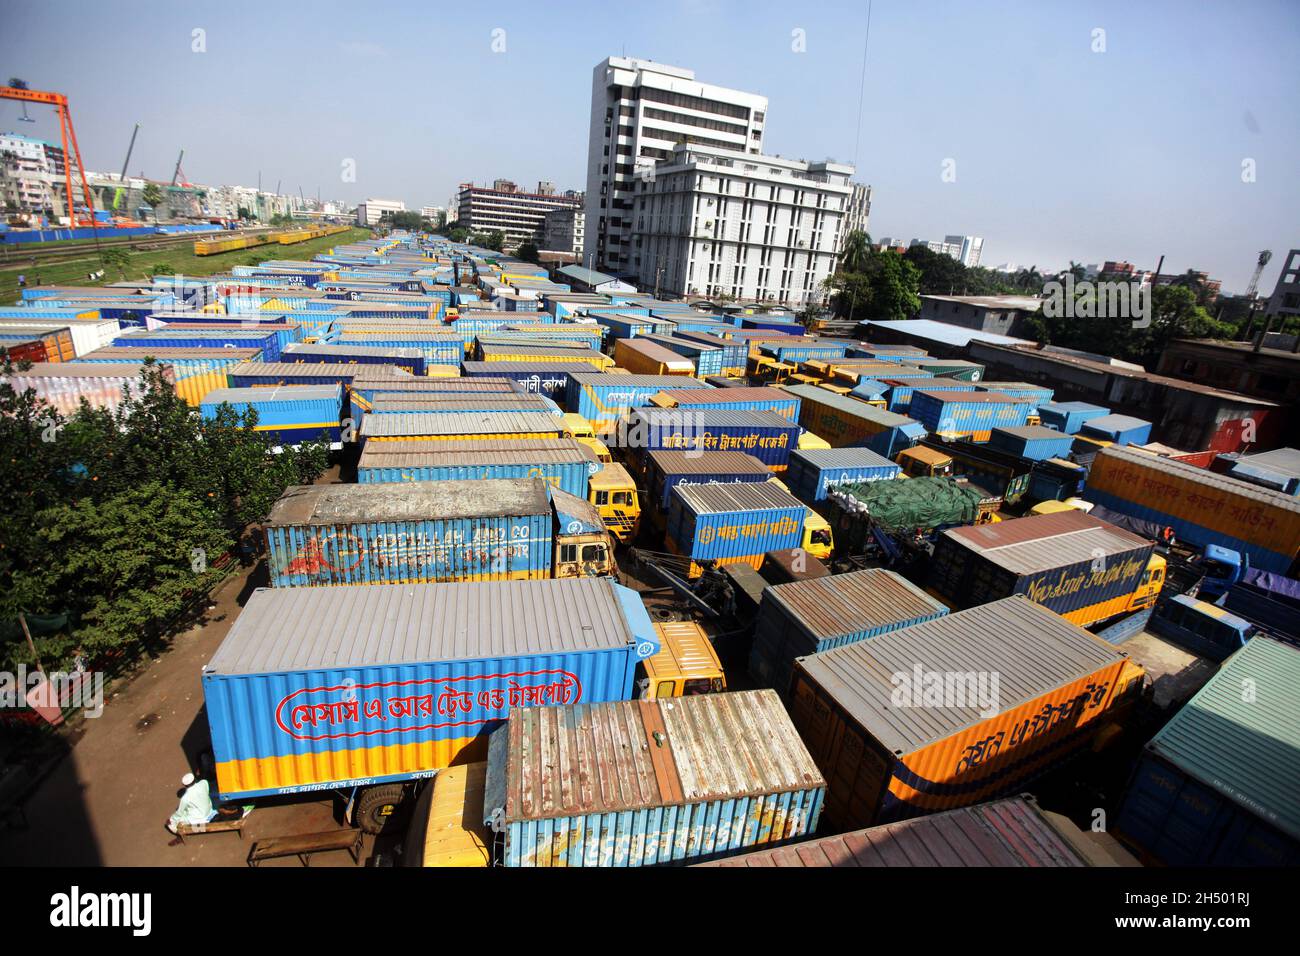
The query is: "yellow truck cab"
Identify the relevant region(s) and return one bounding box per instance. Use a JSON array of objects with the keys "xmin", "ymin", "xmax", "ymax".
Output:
[
  {"xmin": 564, "ymin": 413, "xmax": 613, "ymax": 464},
  {"xmin": 404, "ymin": 762, "xmax": 491, "ymax": 867},
  {"xmin": 1029, "ymin": 498, "xmax": 1094, "ymax": 516},
  {"xmin": 796, "ymin": 430, "xmax": 832, "ymax": 451},
  {"xmin": 819, "ymin": 383, "xmax": 853, "ymax": 396},
  {"xmin": 549, "ymin": 488, "xmax": 618, "ymax": 578},
  {"xmin": 588, "ymin": 461, "xmax": 640, "ymax": 542},
  {"xmin": 639, "ymin": 621, "xmax": 727, "ymax": 699},
  {"xmin": 767, "ymin": 477, "xmax": 835, "ymax": 560},
  {"xmin": 1128, "ymin": 553, "xmax": 1167, "ymax": 613},
  {"xmin": 747, "ymin": 354, "xmax": 795, "ymax": 384},
  {"xmin": 896, "ymin": 445, "xmax": 954, "ymax": 478}
]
